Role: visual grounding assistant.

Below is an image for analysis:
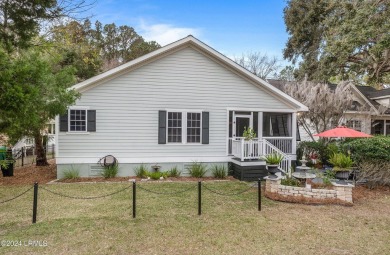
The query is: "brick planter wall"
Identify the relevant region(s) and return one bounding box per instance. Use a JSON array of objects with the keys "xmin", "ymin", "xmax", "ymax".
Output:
[{"xmin": 265, "ymin": 177, "xmax": 354, "ymax": 204}]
